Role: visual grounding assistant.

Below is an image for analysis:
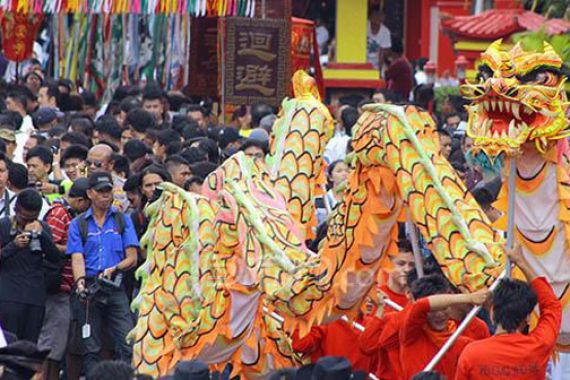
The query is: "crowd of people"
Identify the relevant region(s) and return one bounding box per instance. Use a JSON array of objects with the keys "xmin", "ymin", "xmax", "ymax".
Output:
[{"xmin": 0, "ymin": 46, "xmax": 563, "ymax": 380}]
